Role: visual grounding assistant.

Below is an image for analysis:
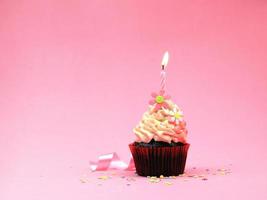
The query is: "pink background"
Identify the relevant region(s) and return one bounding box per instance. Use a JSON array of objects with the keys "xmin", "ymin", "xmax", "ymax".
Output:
[{"xmin": 0, "ymin": 0, "xmax": 267, "ymax": 199}]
